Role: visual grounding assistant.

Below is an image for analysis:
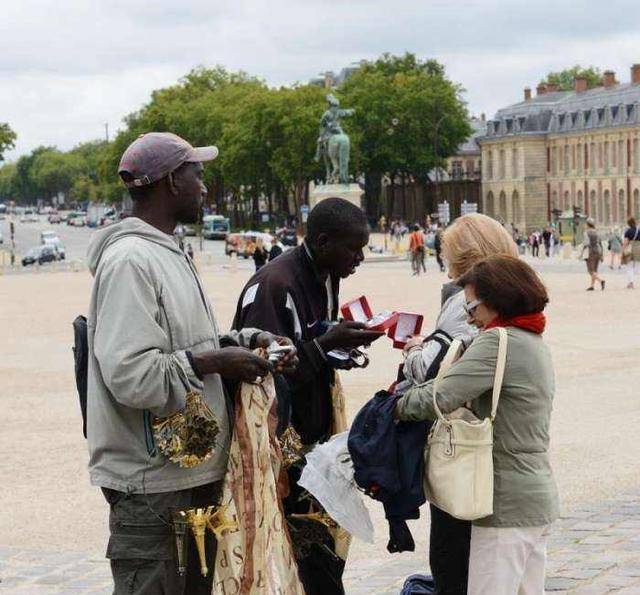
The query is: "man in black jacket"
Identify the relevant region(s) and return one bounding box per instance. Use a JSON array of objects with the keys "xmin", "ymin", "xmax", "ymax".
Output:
[{"xmin": 233, "ymin": 197, "xmax": 383, "ymax": 594}]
